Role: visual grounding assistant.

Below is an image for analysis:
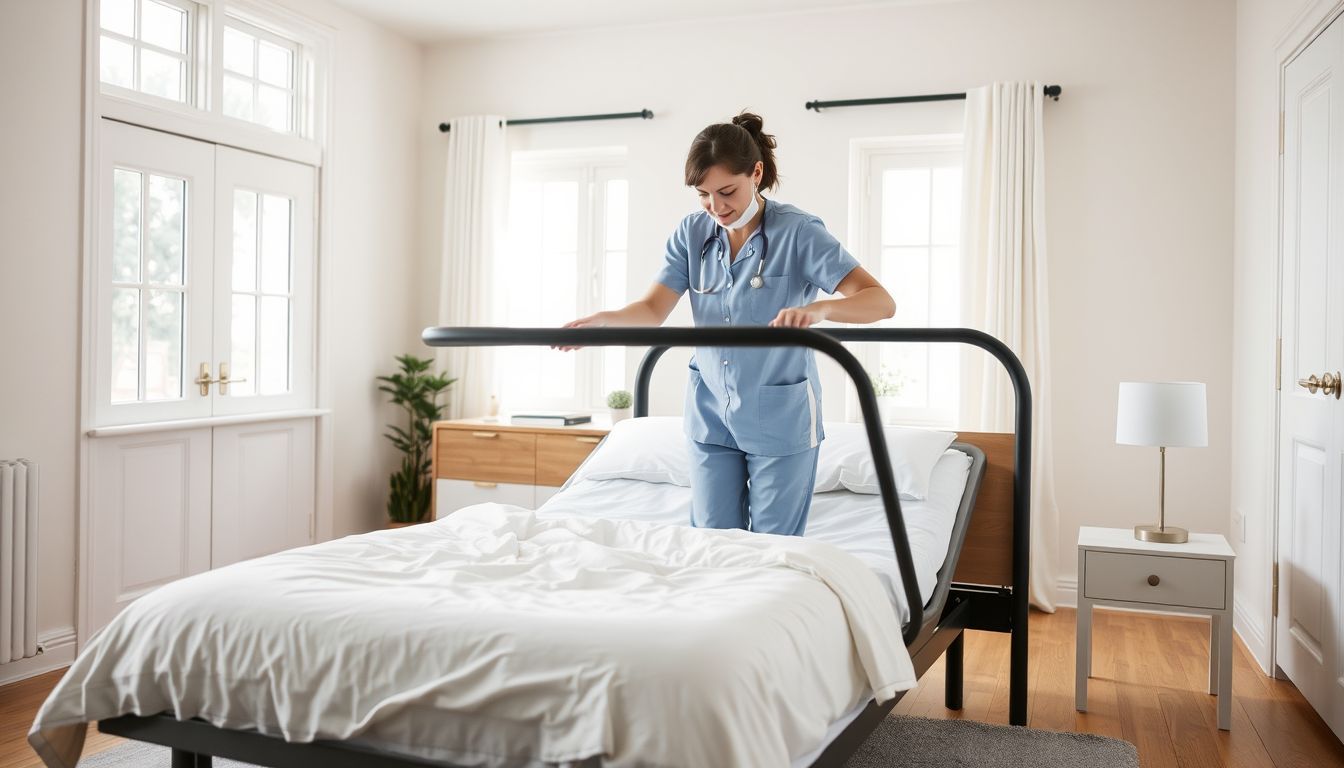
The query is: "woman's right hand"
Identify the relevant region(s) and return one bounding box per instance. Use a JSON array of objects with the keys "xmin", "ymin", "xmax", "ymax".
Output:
[{"xmin": 554, "ymin": 312, "xmax": 611, "ymax": 351}]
